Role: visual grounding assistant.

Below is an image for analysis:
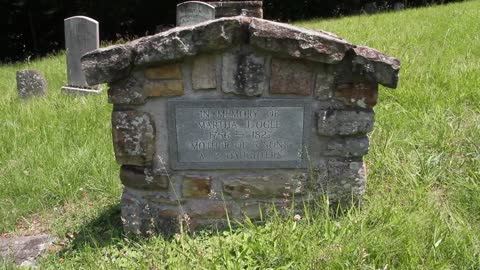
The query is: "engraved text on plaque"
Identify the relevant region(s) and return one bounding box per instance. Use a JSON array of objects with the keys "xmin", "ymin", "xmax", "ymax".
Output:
[{"xmin": 168, "ymin": 99, "xmax": 311, "ymax": 169}]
